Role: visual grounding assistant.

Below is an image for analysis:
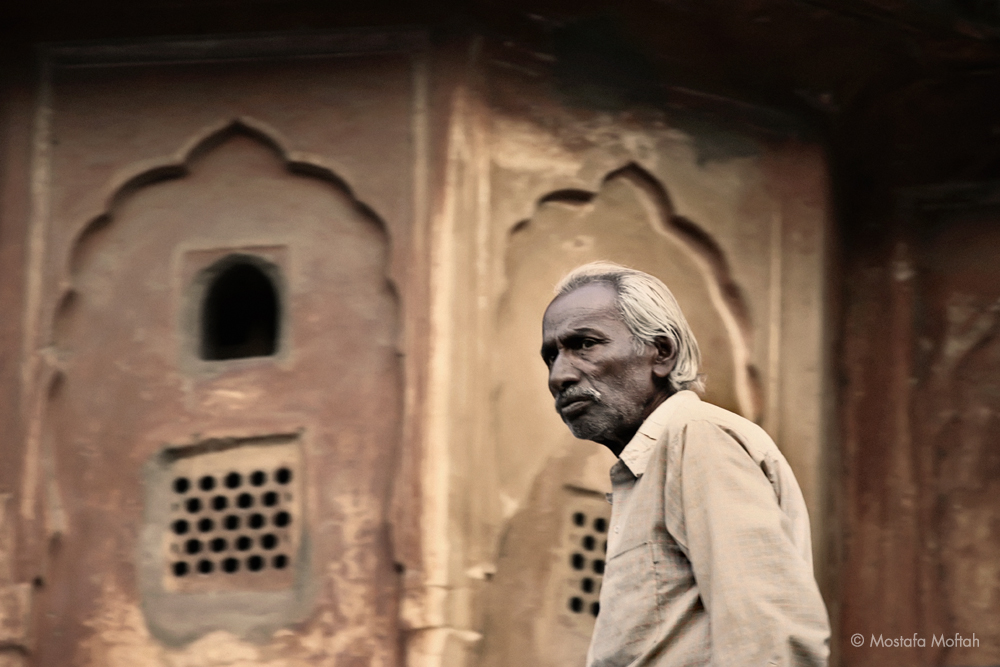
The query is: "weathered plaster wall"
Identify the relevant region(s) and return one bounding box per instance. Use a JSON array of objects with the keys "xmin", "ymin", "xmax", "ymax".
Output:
[
  {"xmin": 426, "ymin": 61, "xmax": 834, "ymax": 666},
  {"xmin": 0, "ymin": 62, "xmax": 38, "ymax": 667},
  {"xmin": 0, "ymin": 33, "xmax": 834, "ymax": 667},
  {"xmin": 0, "ymin": 9, "xmax": 996, "ymax": 667},
  {"xmin": 840, "ymin": 201, "xmax": 1000, "ymax": 665},
  {"xmin": 7, "ymin": 36, "xmax": 430, "ymax": 667}
]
